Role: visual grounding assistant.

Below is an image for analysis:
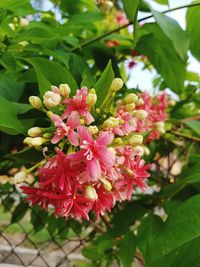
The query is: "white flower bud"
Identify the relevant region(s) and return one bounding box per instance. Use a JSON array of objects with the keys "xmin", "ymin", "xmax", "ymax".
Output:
[
  {"xmin": 30, "ymin": 137, "xmax": 44, "ymax": 146},
  {"xmin": 125, "ymin": 103, "xmax": 135, "ymax": 111},
  {"xmin": 59, "ymin": 84, "xmax": 71, "ymax": 98},
  {"xmin": 134, "ymin": 110, "xmax": 148, "ymax": 120},
  {"xmin": 18, "ymin": 41, "xmax": 29, "ymax": 47},
  {"xmin": 133, "ymin": 146, "xmax": 144, "ymax": 156},
  {"xmin": 88, "ymin": 125, "xmax": 99, "ymax": 135},
  {"xmin": 43, "ymin": 91, "xmax": 61, "ymax": 108},
  {"xmin": 86, "ymin": 93, "xmax": 97, "ymax": 106},
  {"xmin": 20, "ymin": 18, "xmax": 29, "ymax": 27},
  {"xmin": 136, "ymin": 98, "xmax": 144, "ymax": 106},
  {"xmin": 13, "ymin": 171, "xmax": 27, "ymax": 184},
  {"xmin": 85, "ymin": 186, "xmax": 98, "ymax": 200},
  {"xmin": 24, "ymin": 137, "xmax": 33, "ymax": 146},
  {"xmin": 129, "ymin": 135, "xmax": 143, "ymax": 146},
  {"xmin": 110, "ymin": 78, "xmax": 124, "ymax": 92},
  {"xmin": 29, "ymin": 96, "xmax": 43, "ymax": 109},
  {"xmin": 143, "ymin": 146, "xmax": 150, "ymax": 156},
  {"xmin": 28, "ymin": 127, "xmax": 42, "ymax": 137},
  {"xmin": 124, "ymin": 93, "xmax": 138, "ymax": 104}
]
